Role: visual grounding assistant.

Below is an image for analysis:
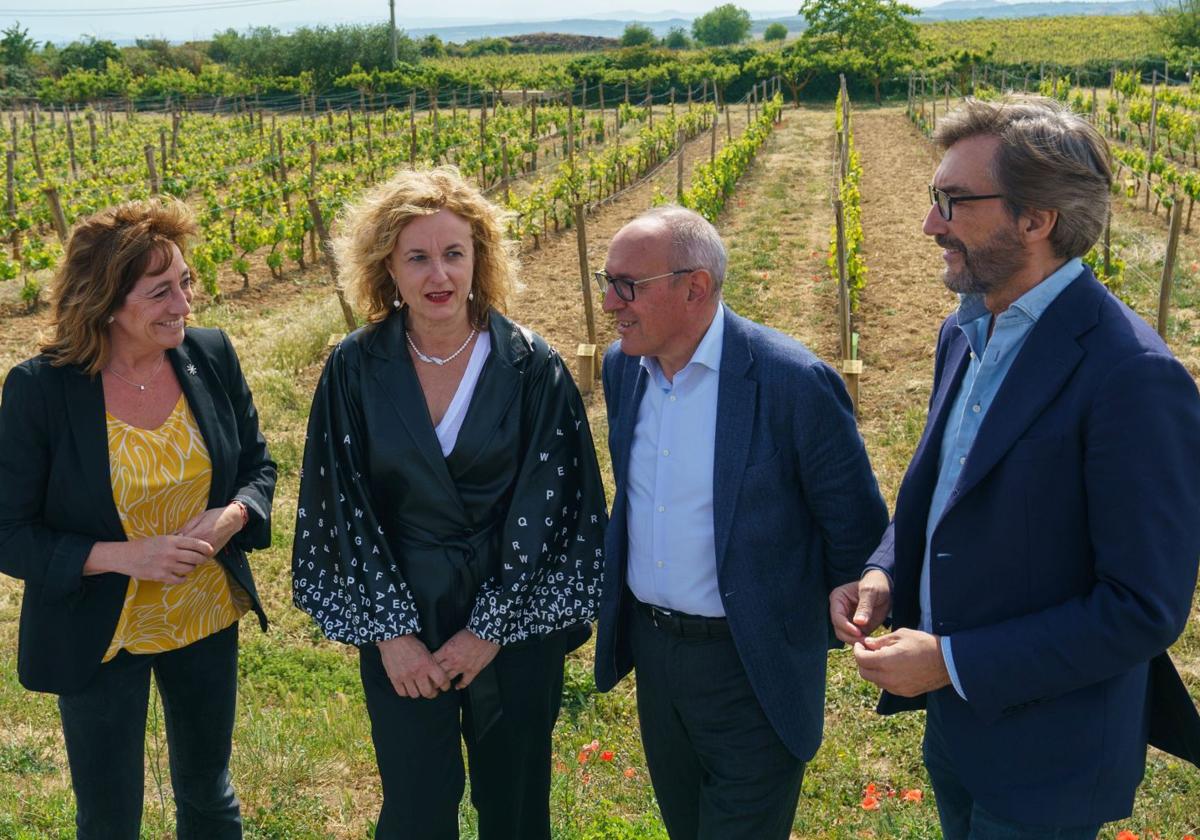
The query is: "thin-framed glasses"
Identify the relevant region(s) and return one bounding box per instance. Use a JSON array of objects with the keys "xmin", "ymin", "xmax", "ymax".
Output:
[
  {"xmin": 929, "ymin": 185, "xmax": 1006, "ymax": 221},
  {"xmin": 593, "ymin": 268, "xmax": 694, "ymax": 302}
]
